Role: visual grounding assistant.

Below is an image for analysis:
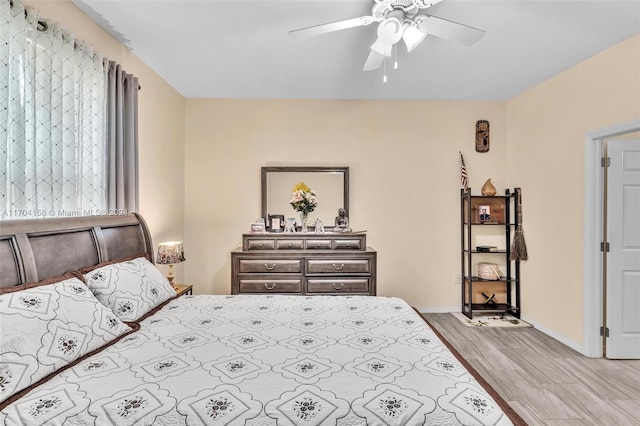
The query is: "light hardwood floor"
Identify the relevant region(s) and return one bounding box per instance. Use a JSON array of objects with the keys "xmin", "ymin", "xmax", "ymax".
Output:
[{"xmin": 422, "ymin": 313, "xmax": 640, "ymax": 426}]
